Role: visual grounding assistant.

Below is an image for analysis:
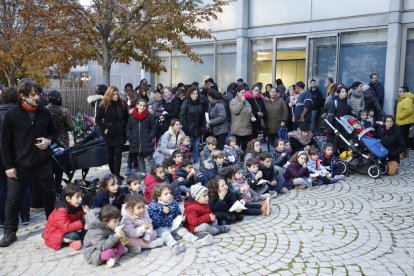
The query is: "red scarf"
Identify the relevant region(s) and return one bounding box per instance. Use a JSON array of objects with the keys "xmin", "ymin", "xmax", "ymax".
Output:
[
  {"xmin": 132, "ymin": 108, "xmax": 148, "ymax": 121},
  {"xmin": 21, "ymin": 101, "xmax": 38, "ymax": 112}
]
